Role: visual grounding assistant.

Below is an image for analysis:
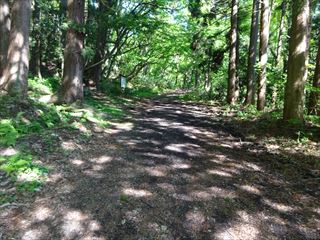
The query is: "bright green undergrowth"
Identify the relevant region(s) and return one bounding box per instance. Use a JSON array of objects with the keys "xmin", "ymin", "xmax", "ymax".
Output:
[
  {"xmin": 0, "ymin": 154, "xmax": 48, "ymax": 193},
  {"xmin": 0, "ymin": 76, "xmax": 127, "ymax": 203}
]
